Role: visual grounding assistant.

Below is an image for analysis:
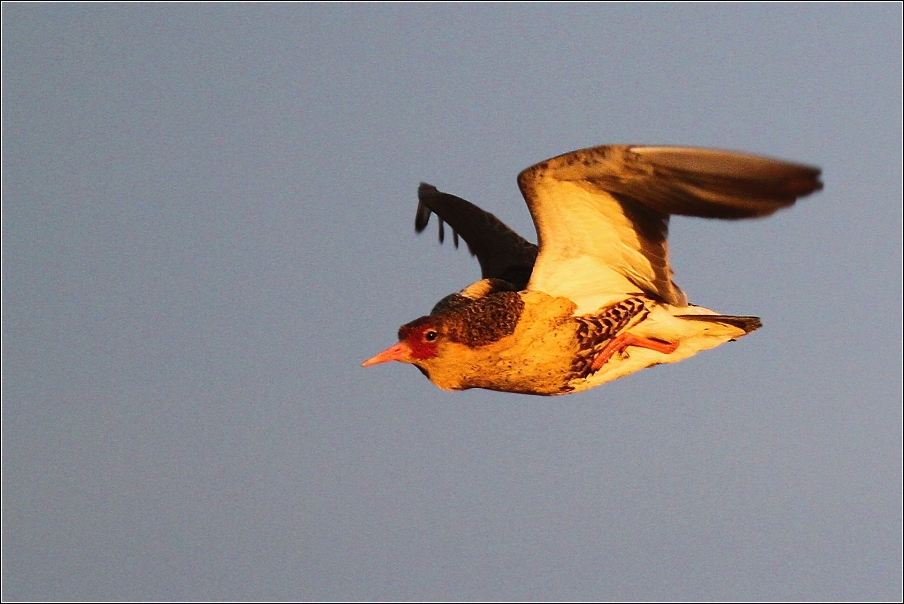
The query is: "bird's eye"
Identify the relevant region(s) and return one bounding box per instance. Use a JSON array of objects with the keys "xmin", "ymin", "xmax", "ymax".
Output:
[{"xmin": 424, "ymin": 330, "xmax": 438, "ymax": 342}]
